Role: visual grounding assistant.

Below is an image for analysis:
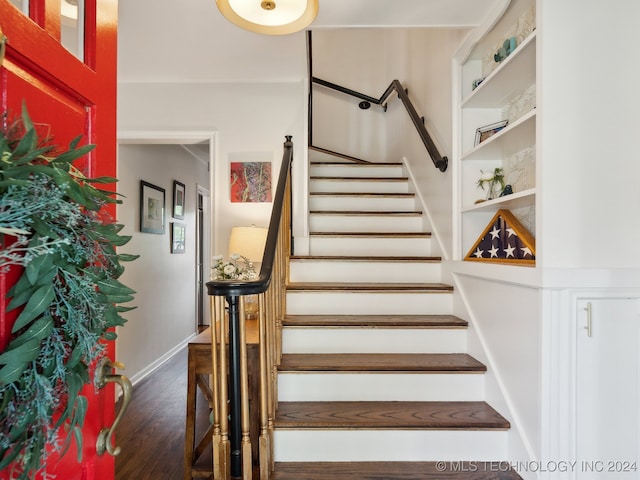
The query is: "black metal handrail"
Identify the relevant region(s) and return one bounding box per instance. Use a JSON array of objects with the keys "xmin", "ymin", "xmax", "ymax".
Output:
[
  {"xmin": 206, "ymin": 136, "xmax": 293, "ymax": 298},
  {"xmin": 312, "ymin": 77, "xmax": 448, "ymax": 172}
]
